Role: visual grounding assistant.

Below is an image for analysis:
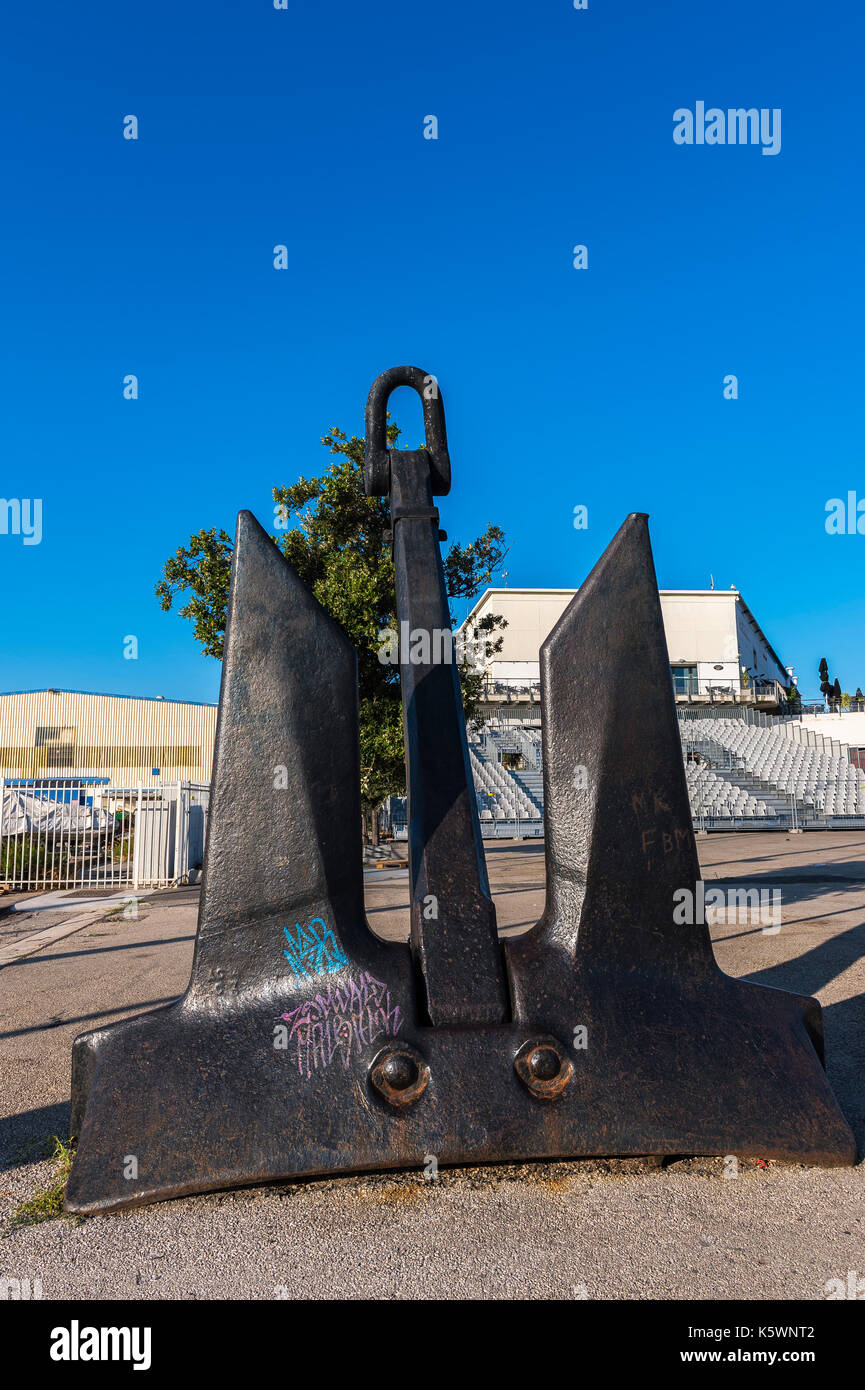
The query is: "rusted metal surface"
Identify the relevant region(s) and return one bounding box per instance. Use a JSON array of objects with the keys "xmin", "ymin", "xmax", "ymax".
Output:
[{"xmin": 64, "ymin": 368, "xmax": 856, "ymax": 1215}]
